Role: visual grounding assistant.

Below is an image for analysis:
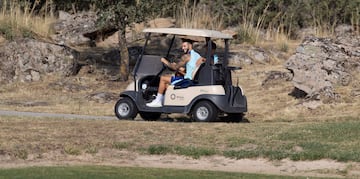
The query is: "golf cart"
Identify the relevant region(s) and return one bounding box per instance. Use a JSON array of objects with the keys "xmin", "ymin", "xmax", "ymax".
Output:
[{"xmin": 115, "ymin": 28, "xmax": 247, "ymax": 122}]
